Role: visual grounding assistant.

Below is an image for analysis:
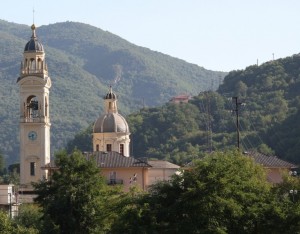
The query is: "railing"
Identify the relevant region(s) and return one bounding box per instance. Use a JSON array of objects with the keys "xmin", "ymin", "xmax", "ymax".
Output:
[
  {"xmin": 107, "ymin": 179, "xmax": 123, "ymax": 185},
  {"xmin": 20, "ymin": 117, "xmax": 49, "ymax": 123},
  {"xmin": 21, "ymin": 69, "xmax": 48, "ymax": 76}
]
